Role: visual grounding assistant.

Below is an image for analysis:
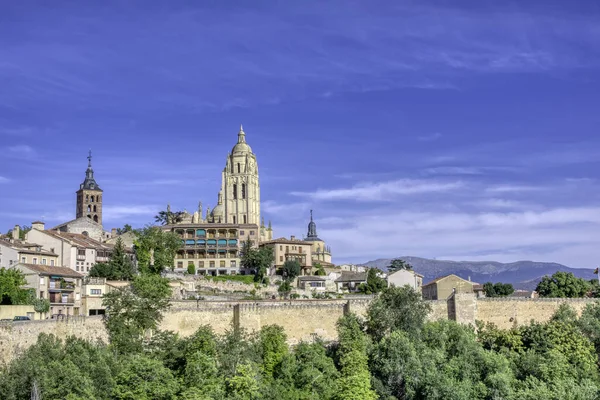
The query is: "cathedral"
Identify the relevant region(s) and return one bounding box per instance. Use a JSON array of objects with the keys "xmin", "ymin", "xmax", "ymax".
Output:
[{"xmin": 163, "ymin": 126, "xmax": 273, "ymax": 275}]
